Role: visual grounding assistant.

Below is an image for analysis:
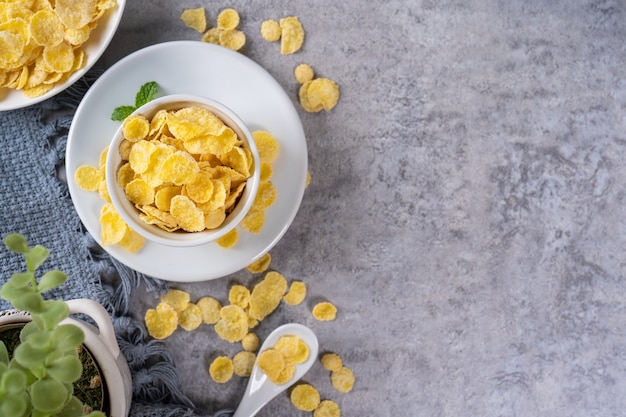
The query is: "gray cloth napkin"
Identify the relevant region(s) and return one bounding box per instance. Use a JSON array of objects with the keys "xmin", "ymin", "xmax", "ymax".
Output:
[{"xmin": 0, "ymin": 74, "xmax": 206, "ymax": 416}]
